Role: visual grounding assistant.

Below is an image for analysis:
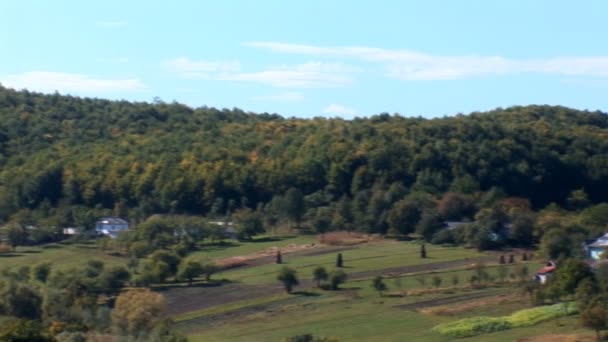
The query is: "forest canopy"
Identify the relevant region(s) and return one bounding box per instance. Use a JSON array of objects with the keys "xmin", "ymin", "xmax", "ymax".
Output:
[{"xmin": 0, "ymin": 85, "xmax": 607, "ymax": 228}]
